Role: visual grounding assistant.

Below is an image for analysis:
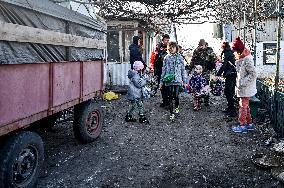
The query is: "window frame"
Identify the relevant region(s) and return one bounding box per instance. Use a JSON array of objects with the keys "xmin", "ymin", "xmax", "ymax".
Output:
[{"xmin": 263, "ymin": 42, "xmax": 277, "ymax": 65}]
